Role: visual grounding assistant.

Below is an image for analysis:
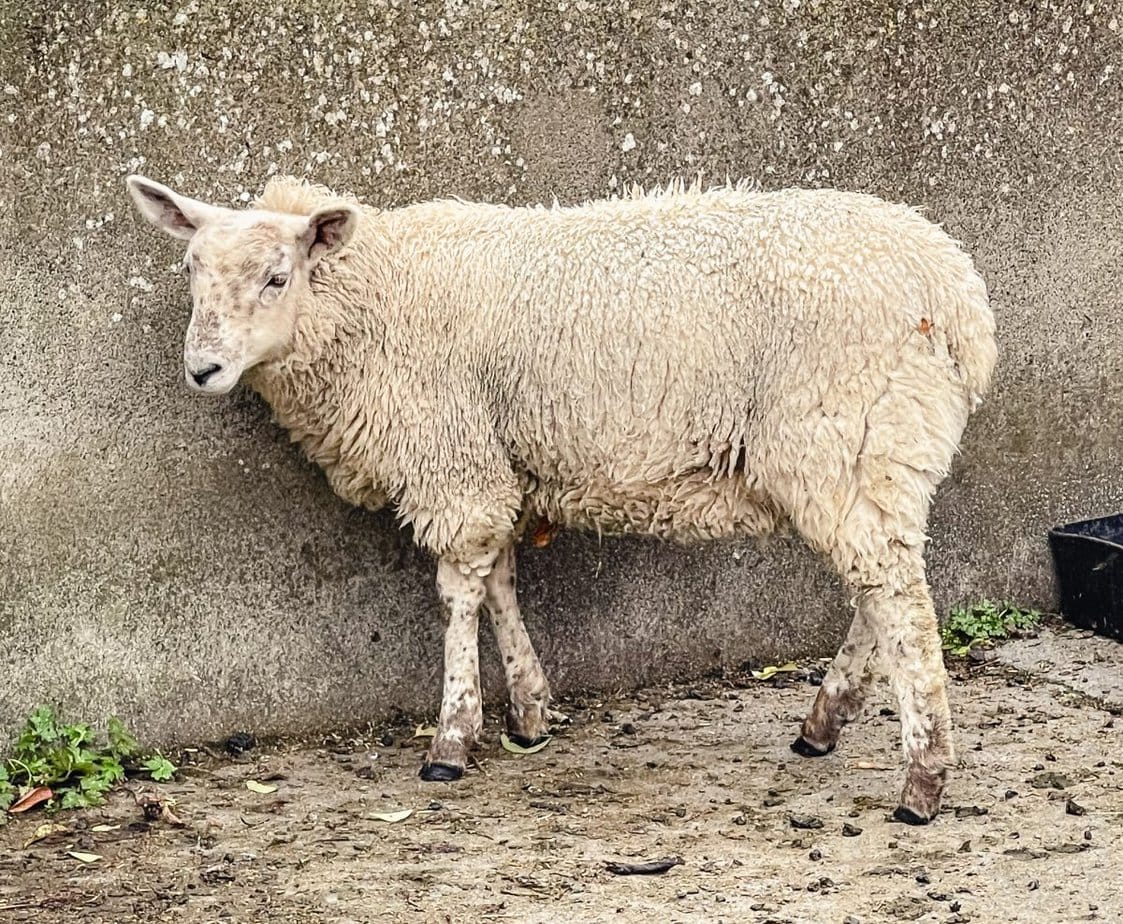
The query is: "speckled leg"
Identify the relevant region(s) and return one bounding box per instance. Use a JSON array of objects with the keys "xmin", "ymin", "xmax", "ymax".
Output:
[
  {"xmin": 782, "ymin": 460, "xmax": 955, "ymax": 820},
  {"xmin": 870, "ymin": 581, "xmax": 954, "ymax": 824},
  {"xmin": 793, "ymin": 599, "xmax": 878, "ymax": 757},
  {"xmin": 420, "ymin": 555, "xmax": 492, "ymax": 782},
  {"xmin": 484, "ymin": 543, "xmax": 551, "ymax": 747}
]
